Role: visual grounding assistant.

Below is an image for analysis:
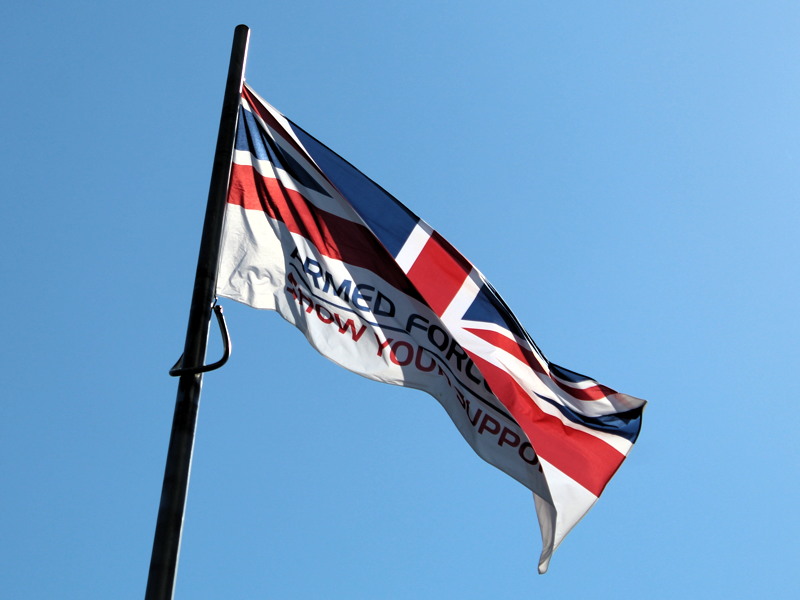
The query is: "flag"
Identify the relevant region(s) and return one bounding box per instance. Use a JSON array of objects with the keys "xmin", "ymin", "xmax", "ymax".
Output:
[{"xmin": 216, "ymin": 83, "xmax": 645, "ymax": 573}]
